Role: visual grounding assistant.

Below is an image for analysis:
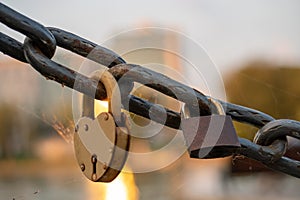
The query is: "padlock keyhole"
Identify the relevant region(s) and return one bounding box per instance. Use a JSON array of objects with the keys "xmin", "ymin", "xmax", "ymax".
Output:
[{"xmin": 91, "ymin": 154, "xmax": 97, "ymax": 181}]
